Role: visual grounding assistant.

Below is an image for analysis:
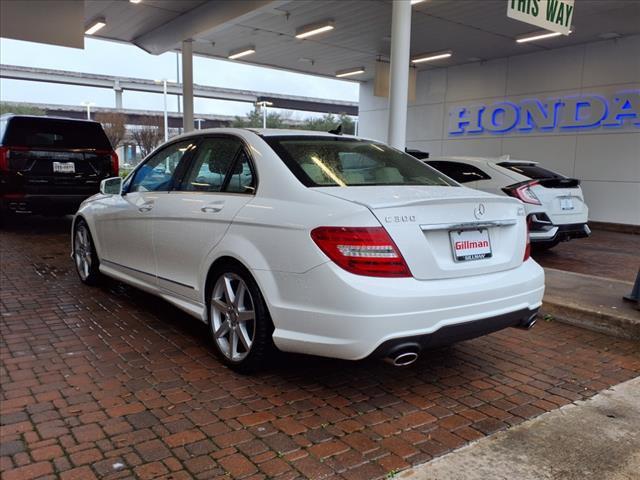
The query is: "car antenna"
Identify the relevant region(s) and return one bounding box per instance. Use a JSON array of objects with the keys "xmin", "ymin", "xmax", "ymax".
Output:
[{"xmin": 328, "ymin": 124, "xmax": 342, "ymax": 135}]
